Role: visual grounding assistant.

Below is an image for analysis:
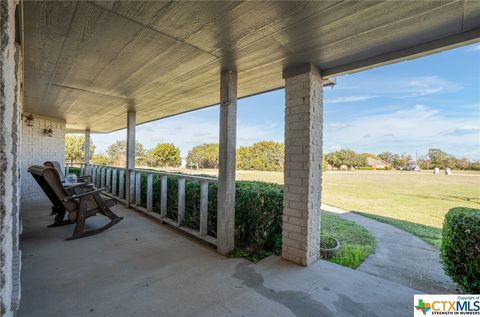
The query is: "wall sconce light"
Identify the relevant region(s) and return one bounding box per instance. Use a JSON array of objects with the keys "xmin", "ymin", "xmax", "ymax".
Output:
[
  {"xmin": 43, "ymin": 127, "xmax": 53, "ymax": 137},
  {"xmin": 22, "ymin": 113, "xmax": 35, "ymax": 127}
]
